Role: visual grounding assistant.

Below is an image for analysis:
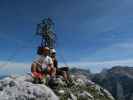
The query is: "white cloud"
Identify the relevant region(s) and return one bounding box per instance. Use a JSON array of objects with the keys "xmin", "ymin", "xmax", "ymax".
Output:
[
  {"xmin": 60, "ymin": 59, "xmax": 133, "ymax": 73},
  {"xmin": 0, "ymin": 59, "xmax": 133, "ymax": 76},
  {"xmin": 0, "ymin": 61, "xmax": 31, "ymax": 76},
  {"xmin": 114, "ymin": 42, "xmax": 133, "ymax": 49},
  {"xmin": 83, "ymin": 41, "xmax": 133, "ymax": 62}
]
